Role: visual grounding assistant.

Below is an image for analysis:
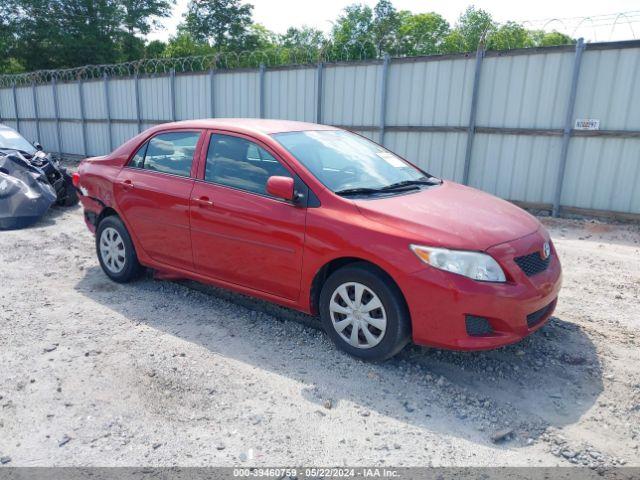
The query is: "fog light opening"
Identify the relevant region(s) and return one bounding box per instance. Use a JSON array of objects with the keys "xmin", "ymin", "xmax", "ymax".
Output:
[{"xmin": 465, "ymin": 315, "xmax": 494, "ymax": 337}]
